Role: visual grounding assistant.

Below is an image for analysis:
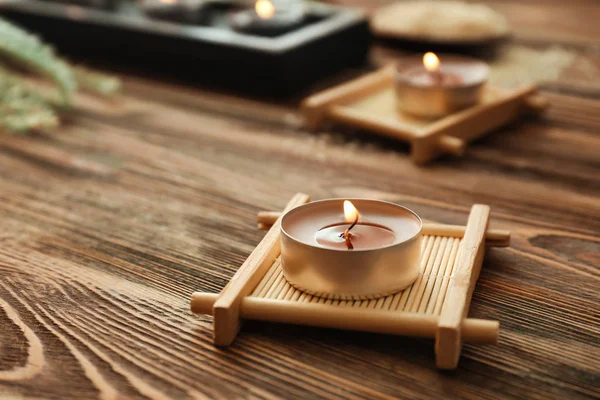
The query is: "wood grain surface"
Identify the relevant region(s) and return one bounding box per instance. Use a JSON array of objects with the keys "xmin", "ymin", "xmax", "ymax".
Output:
[{"xmin": 1, "ymin": 0, "xmax": 599, "ymax": 398}]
